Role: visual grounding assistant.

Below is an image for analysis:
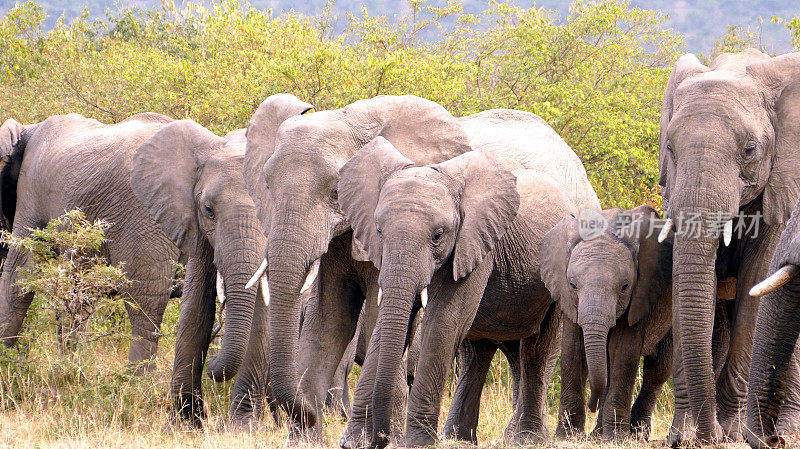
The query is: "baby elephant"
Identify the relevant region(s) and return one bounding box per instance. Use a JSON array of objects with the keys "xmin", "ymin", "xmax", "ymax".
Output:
[{"xmin": 540, "ymin": 206, "xmax": 673, "ymax": 440}]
